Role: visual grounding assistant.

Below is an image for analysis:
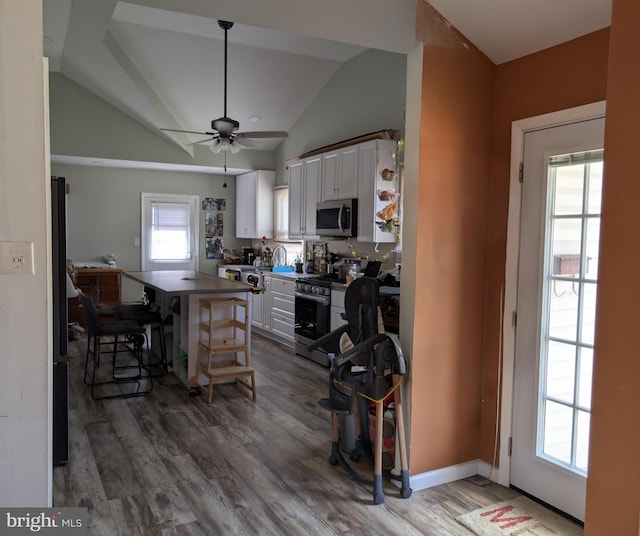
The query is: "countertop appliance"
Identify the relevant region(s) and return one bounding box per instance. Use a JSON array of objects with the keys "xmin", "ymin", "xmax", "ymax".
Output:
[
  {"xmin": 241, "ymin": 247, "xmax": 255, "ymax": 266},
  {"xmin": 316, "ymin": 199, "xmax": 358, "ymax": 237},
  {"xmin": 294, "ymin": 276, "xmax": 332, "ymax": 366},
  {"xmin": 241, "ymin": 271, "xmax": 263, "ymax": 293}
]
